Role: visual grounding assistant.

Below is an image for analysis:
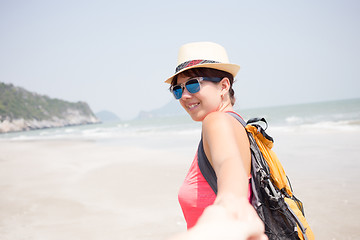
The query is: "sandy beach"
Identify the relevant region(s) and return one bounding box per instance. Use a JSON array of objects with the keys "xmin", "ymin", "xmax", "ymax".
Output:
[{"xmin": 0, "ymin": 127, "xmax": 359, "ymax": 240}]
